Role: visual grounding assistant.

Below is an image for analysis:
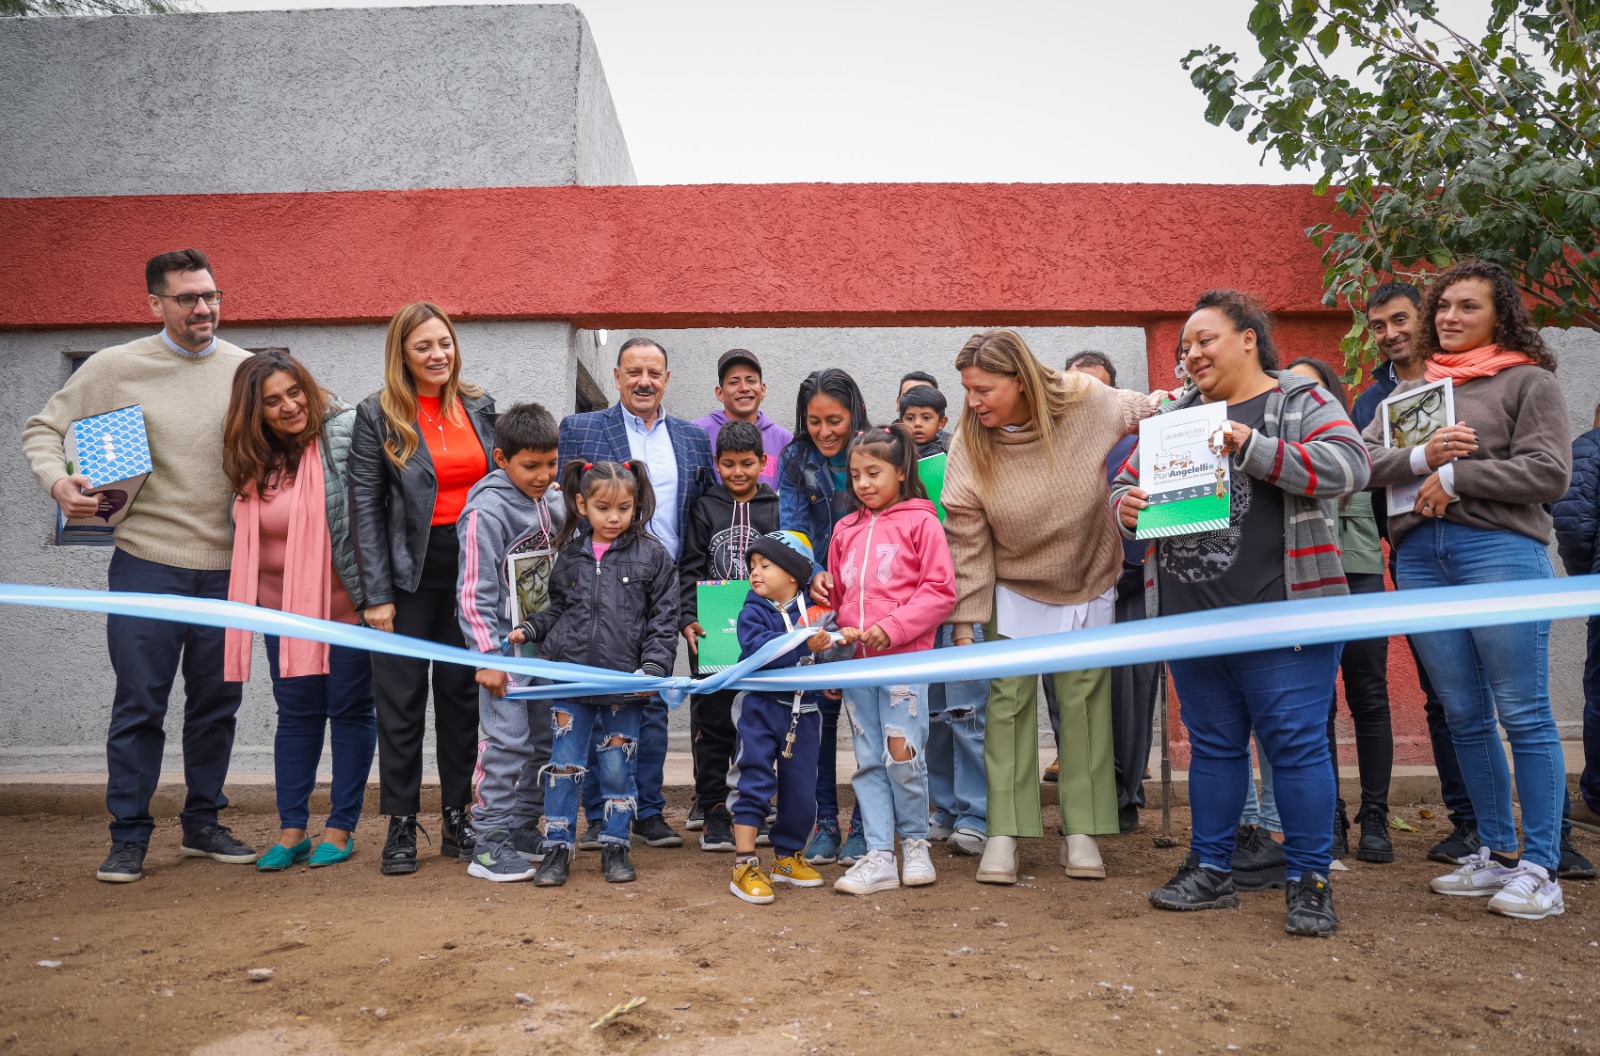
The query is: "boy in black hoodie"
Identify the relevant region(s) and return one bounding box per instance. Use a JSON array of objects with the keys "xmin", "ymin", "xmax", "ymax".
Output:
[{"xmin": 680, "ymin": 421, "xmax": 781, "ymax": 852}]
